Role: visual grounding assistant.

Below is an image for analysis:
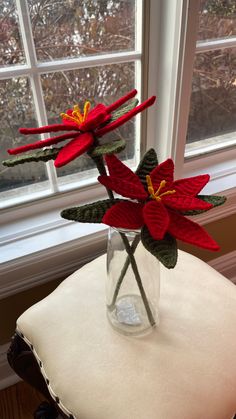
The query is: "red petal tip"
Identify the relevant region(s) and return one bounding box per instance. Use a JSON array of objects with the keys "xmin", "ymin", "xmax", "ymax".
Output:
[
  {"xmin": 147, "ymin": 96, "xmax": 156, "ymax": 105},
  {"xmin": 212, "ymin": 243, "xmax": 220, "ymax": 251},
  {"xmin": 105, "ymin": 89, "xmax": 138, "ymax": 114},
  {"xmin": 125, "ymin": 88, "xmax": 137, "ymax": 97},
  {"xmin": 128, "ymin": 88, "xmax": 137, "ymax": 95},
  {"xmin": 19, "ymin": 128, "xmax": 28, "ymax": 134}
]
